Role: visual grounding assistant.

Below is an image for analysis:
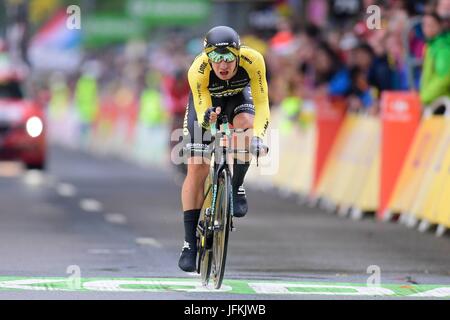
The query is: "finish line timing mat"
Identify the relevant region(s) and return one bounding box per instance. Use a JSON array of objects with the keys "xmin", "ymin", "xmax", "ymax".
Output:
[{"xmin": 0, "ymin": 277, "xmax": 450, "ymax": 298}]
